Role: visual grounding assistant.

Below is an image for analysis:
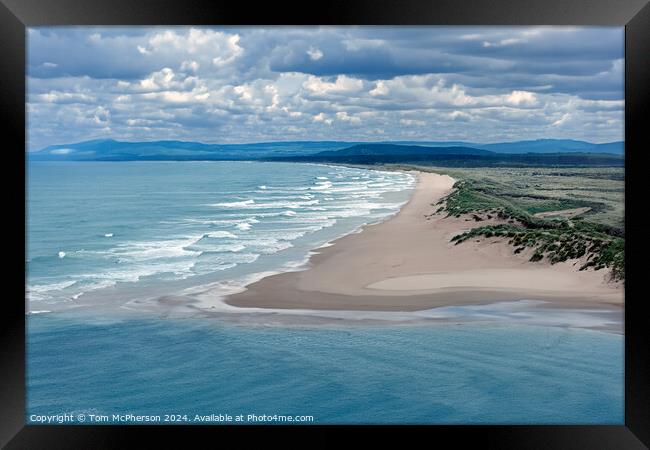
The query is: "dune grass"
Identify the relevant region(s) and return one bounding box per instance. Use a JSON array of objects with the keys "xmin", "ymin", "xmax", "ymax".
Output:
[{"xmin": 383, "ymin": 165, "xmax": 625, "ymax": 281}]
